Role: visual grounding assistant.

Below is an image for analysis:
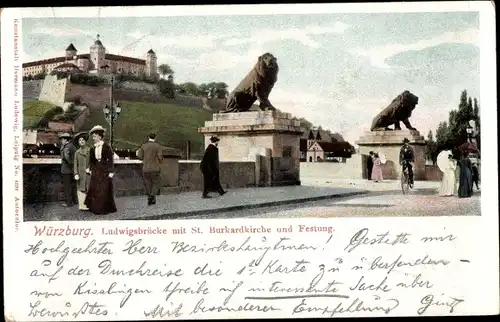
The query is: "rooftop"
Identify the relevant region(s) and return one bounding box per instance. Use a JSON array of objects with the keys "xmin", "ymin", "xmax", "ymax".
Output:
[{"xmin": 66, "ymin": 43, "xmax": 77, "ymax": 51}]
